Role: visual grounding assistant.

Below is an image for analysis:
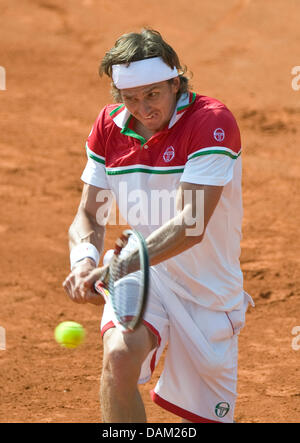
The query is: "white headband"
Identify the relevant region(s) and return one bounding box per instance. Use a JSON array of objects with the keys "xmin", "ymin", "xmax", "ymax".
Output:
[{"xmin": 112, "ymin": 57, "xmax": 178, "ymax": 89}]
